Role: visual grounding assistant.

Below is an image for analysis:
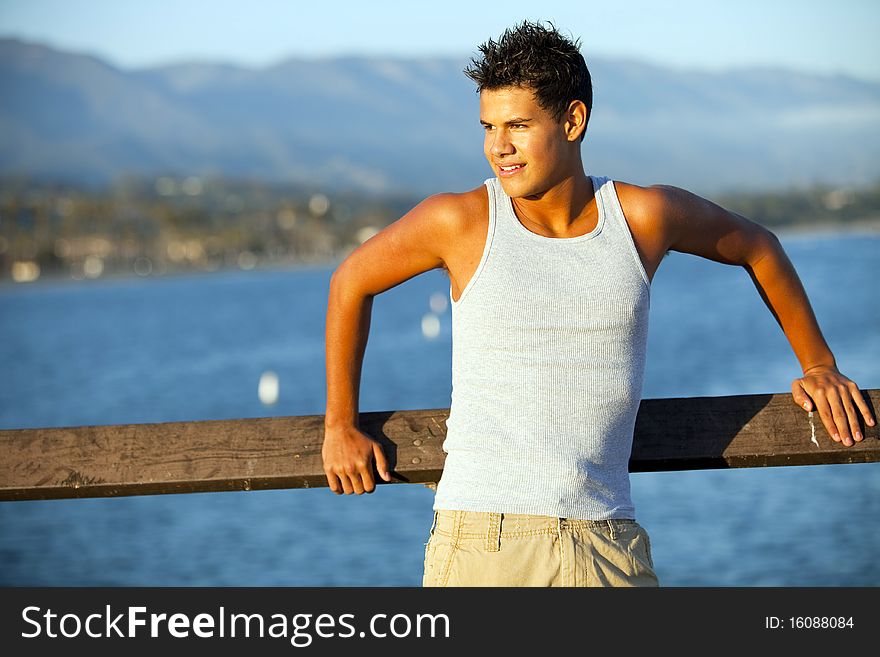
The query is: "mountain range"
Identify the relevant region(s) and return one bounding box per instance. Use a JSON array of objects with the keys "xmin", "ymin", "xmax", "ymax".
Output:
[{"xmin": 1, "ymin": 37, "xmax": 878, "ymax": 195}]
